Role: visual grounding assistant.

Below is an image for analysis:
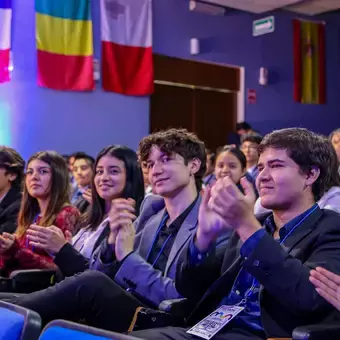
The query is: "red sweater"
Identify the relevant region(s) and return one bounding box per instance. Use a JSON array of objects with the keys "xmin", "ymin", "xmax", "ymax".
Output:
[{"xmin": 0, "ymin": 205, "xmax": 79, "ymax": 276}]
